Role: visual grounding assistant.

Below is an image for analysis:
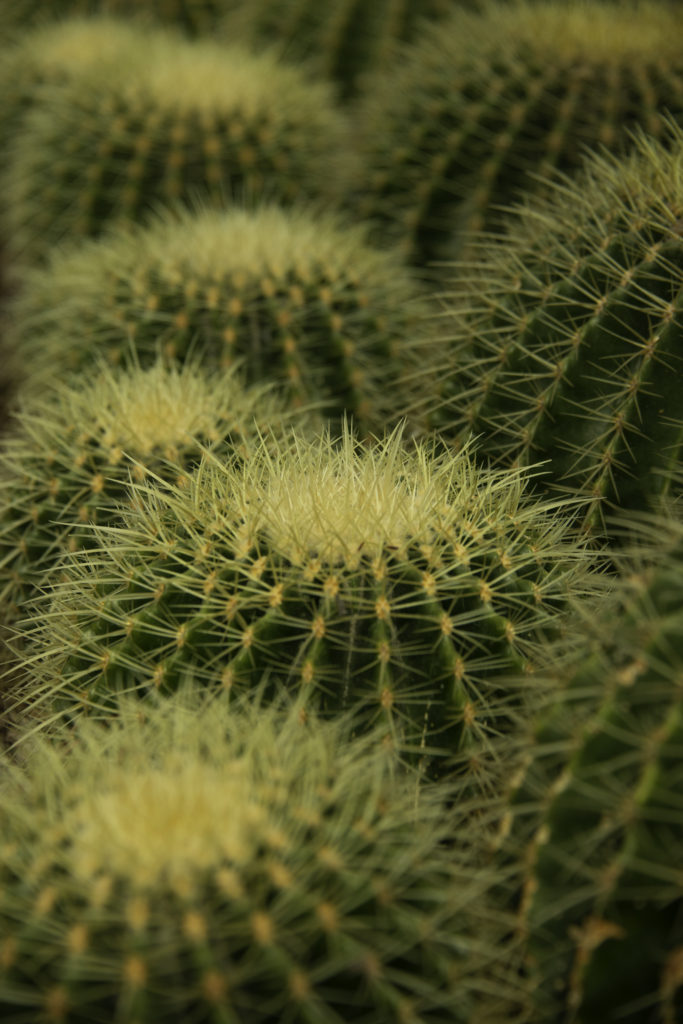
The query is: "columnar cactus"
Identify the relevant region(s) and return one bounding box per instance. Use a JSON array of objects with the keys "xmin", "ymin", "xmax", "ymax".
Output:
[
  {"xmin": 0, "ymin": 359, "xmax": 300, "ymax": 623},
  {"xmin": 1, "ymin": 27, "xmax": 353, "ymax": 262},
  {"xmin": 0, "ymin": 693, "xmax": 515, "ymax": 1022},
  {"xmin": 356, "ymin": 0, "xmax": 683, "ymax": 265},
  {"xmin": 16, "ymin": 426, "xmax": 603, "ymax": 779},
  {"xmin": 490, "ymin": 510, "xmax": 683, "ymax": 1023},
  {"xmin": 9, "ymin": 204, "xmax": 437, "ymax": 431},
  {"xmin": 428, "ymin": 124, "xmax": 683, "ymax": 538}
]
